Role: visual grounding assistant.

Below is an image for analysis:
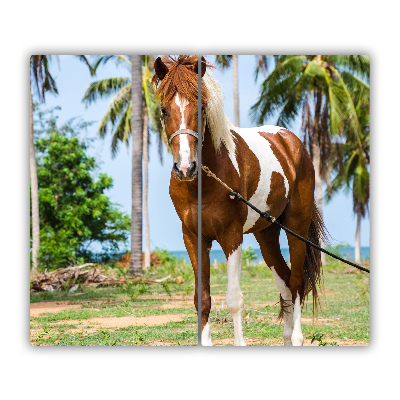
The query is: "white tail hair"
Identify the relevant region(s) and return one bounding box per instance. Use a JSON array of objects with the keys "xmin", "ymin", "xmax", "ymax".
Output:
[{"xmin": 203, "ymin": 72, "xmax": 236, "ymax": 156}]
